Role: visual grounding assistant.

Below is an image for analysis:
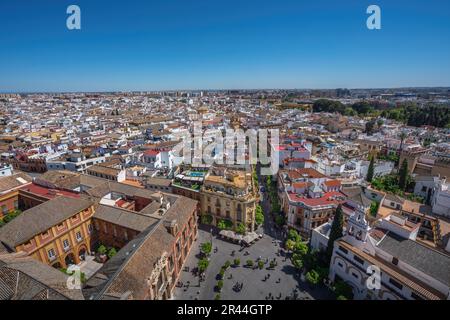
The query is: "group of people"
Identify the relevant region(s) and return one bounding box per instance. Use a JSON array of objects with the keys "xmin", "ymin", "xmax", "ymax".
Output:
[
  {"xmin": 178, "ymin": 280, "xmax": 191, "ymax": 290},
  {"xmin": 265, "ymin": 292, "xmax": 283, "ymax": 300},
  {"xmin": 233, "ymin": 282, "xmax": 243, "ymax": 292}
]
